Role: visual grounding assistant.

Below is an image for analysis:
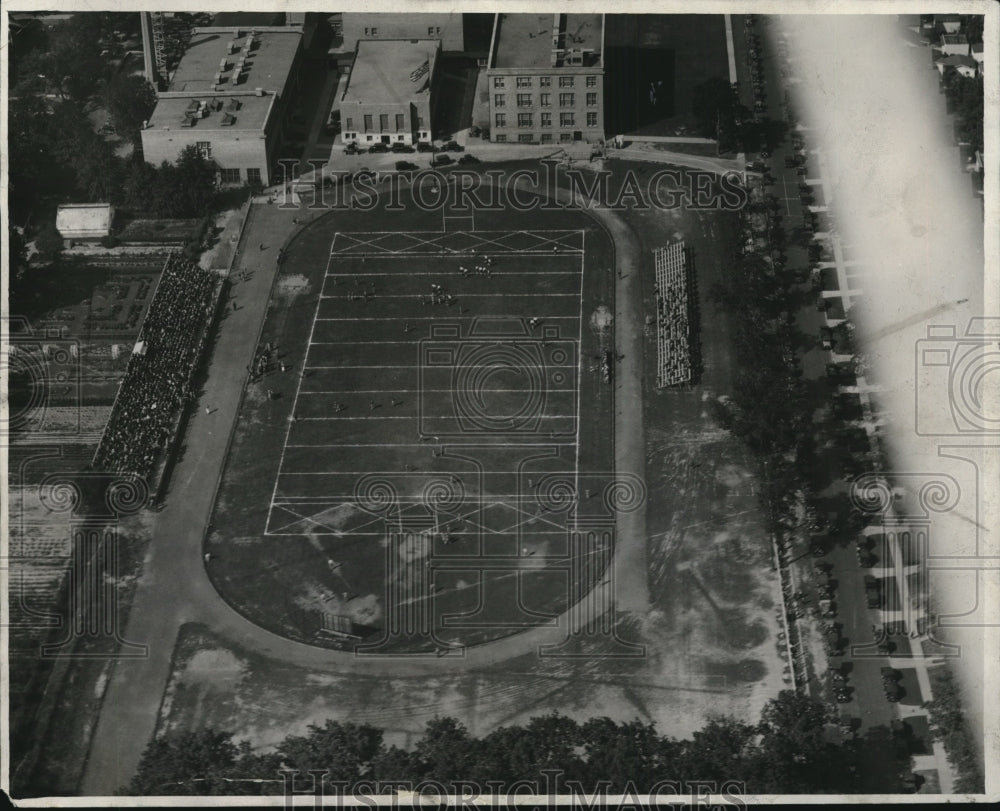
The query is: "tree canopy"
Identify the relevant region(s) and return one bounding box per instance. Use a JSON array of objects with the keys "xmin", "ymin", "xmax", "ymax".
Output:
[{"xmin": 126, "ymin": 693, "xmax": 911, "ymax": 796}]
